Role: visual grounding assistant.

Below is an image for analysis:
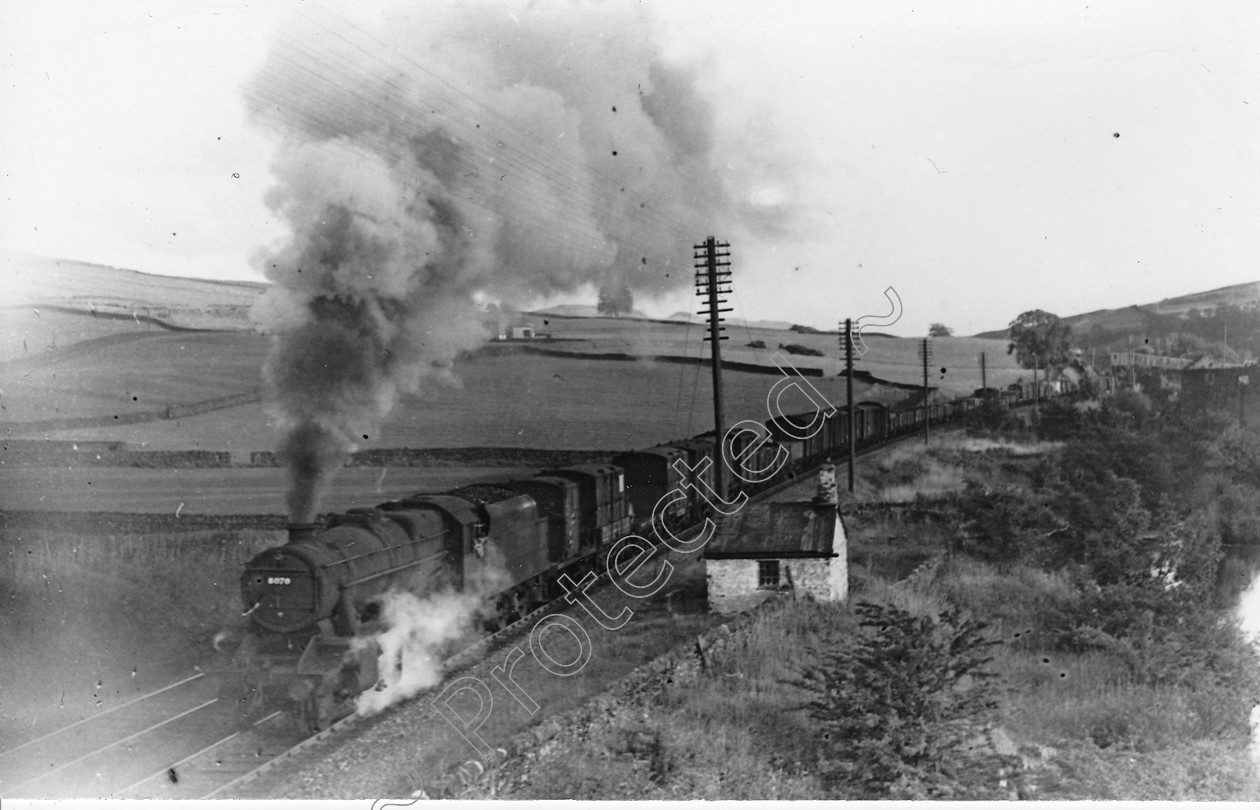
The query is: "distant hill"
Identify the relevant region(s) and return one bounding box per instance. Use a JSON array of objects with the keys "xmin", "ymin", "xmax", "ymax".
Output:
[
  {"xmin": 529, "ymin": 303, "xmax": 653, "ymax": 319},
  {"xmin": 665, "ymin": 311, "xmax": 796, "ymax": 331},
  {"xmin": 975, "ymin": 281, "xmax": 1260, "ymax": 340},
  {"xmin": 0, "ymin": 253, "xmax": 268, "ymax": 361},
  {"xmin": 528, "ymin": 304, "xmax": 796, "ymax": 332},
  {"xmin": 2, "ymin": 252, "xmax": 264, "ymax": 328}
]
